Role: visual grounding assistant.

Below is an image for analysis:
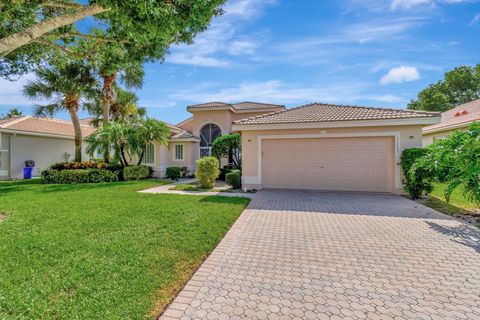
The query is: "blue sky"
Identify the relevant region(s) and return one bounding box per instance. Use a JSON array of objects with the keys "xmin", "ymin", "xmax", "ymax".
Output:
[{"xmin": 1, "ymin": 0, "xmax": 479, "ymax": 124}]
